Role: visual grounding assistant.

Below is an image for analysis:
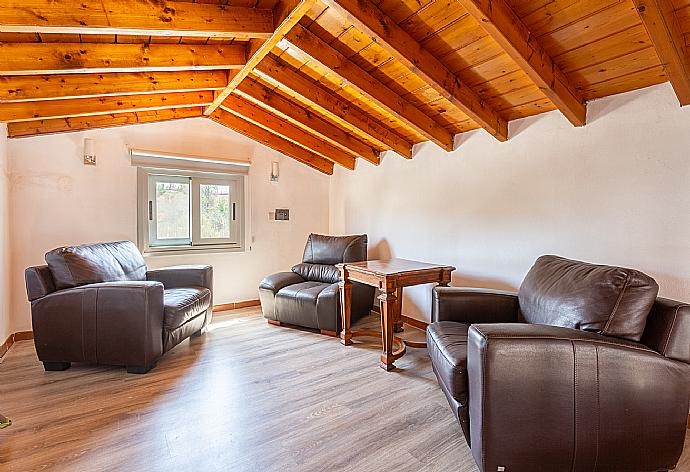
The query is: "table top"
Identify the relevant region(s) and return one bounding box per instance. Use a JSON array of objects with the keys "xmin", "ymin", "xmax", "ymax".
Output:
[{"xmin": 338, "ymin": 258, "xmax": 455, "ymax": 276}]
